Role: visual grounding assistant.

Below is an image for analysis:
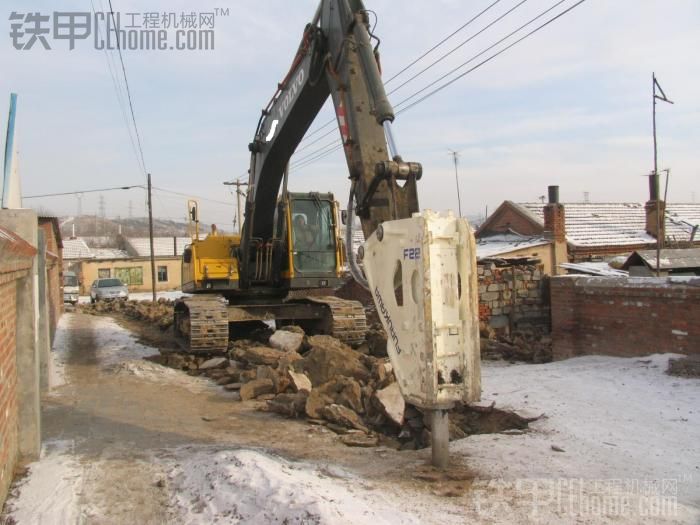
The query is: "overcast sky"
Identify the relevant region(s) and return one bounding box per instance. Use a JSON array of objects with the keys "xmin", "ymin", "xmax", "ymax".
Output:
[{"xmin": 1, "ymin": 0, "xmax": 698, "ymax": 229}]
